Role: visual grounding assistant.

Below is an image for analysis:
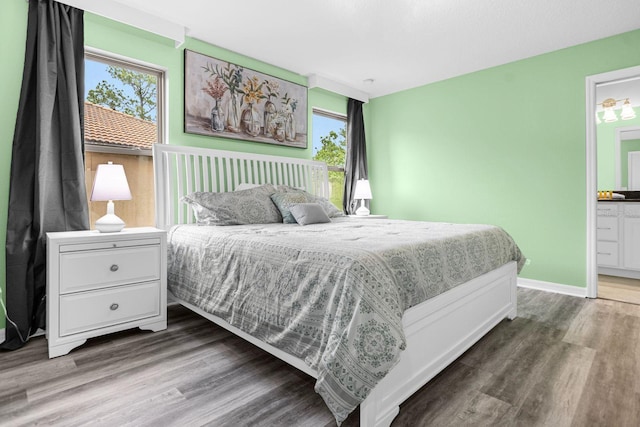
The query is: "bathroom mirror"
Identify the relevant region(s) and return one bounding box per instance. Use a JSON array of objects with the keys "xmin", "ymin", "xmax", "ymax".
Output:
[
  {"xmin": 596, "ymin": 77, "xmax": 640, "ymax": 190},
  {"xmin": 615, "ymin": 127, "xmax": 640, "ymax": 190}
]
